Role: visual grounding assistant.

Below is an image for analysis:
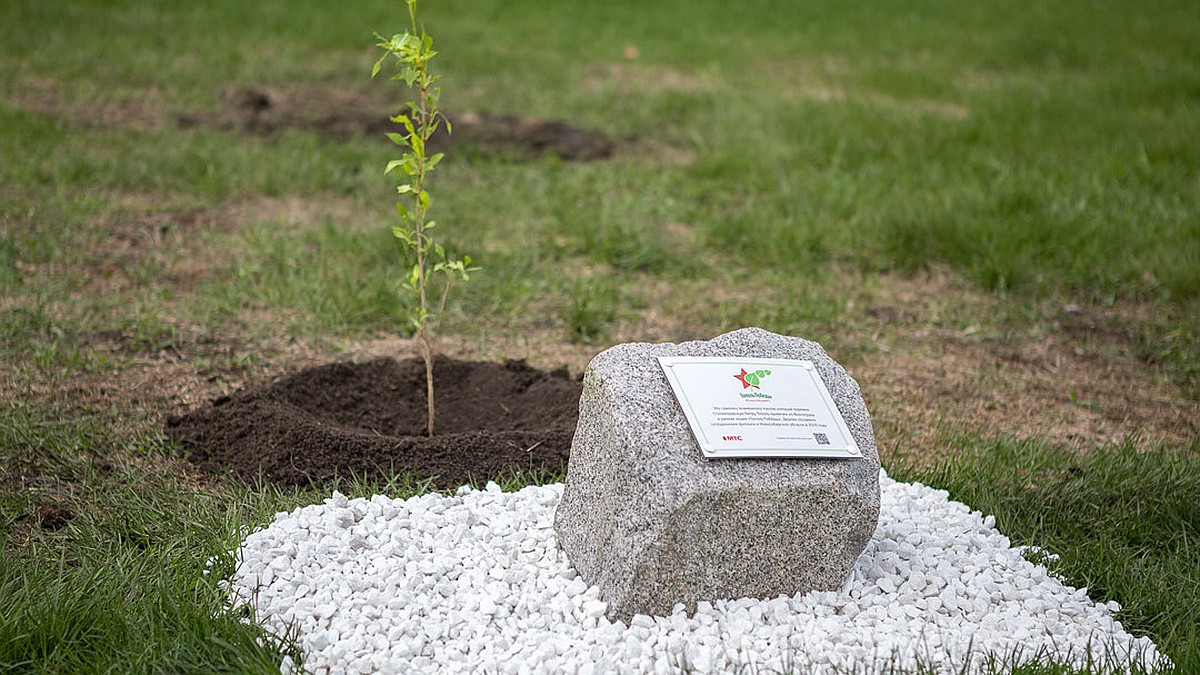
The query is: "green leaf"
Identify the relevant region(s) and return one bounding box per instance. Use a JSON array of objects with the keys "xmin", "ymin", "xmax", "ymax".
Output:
[
  {"xmin": 396, "ymin": 184, "xmax": 414, "ymax": 195},
  {"xmin": 419, "ymin": 190, "xmax": 430, "ymax": 211},
  {"xmin": 390, "ymin": 114, "xmax": 416, "ymax": 137},
  {"xmin": 399, "ymin": 156, "xmax": 418, "ymax": 176},
  {"xmin": 385, "ymin": 159, "xmax": 406, "ymax": 175},
  {"xmin": 371, "ymin": 57, "xmax": 384, "ymax": 79},
  {"xmin": 425, "ymin": 219, "xmax": 437, "ymax": 230},
  {"xmin": 386, "ymin": 132, "xmax": 408, "ymax": 146},
  {"xmin": 460, "ymin": 261, "xmax": 475, "ymax": 280},
  {"xmin": 391, "ymin": 33, "xmax": 416, "ymax": 52},
  {"xmin": 427, "ymin": 153, "xmax": 444, "ymax": 169}
]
